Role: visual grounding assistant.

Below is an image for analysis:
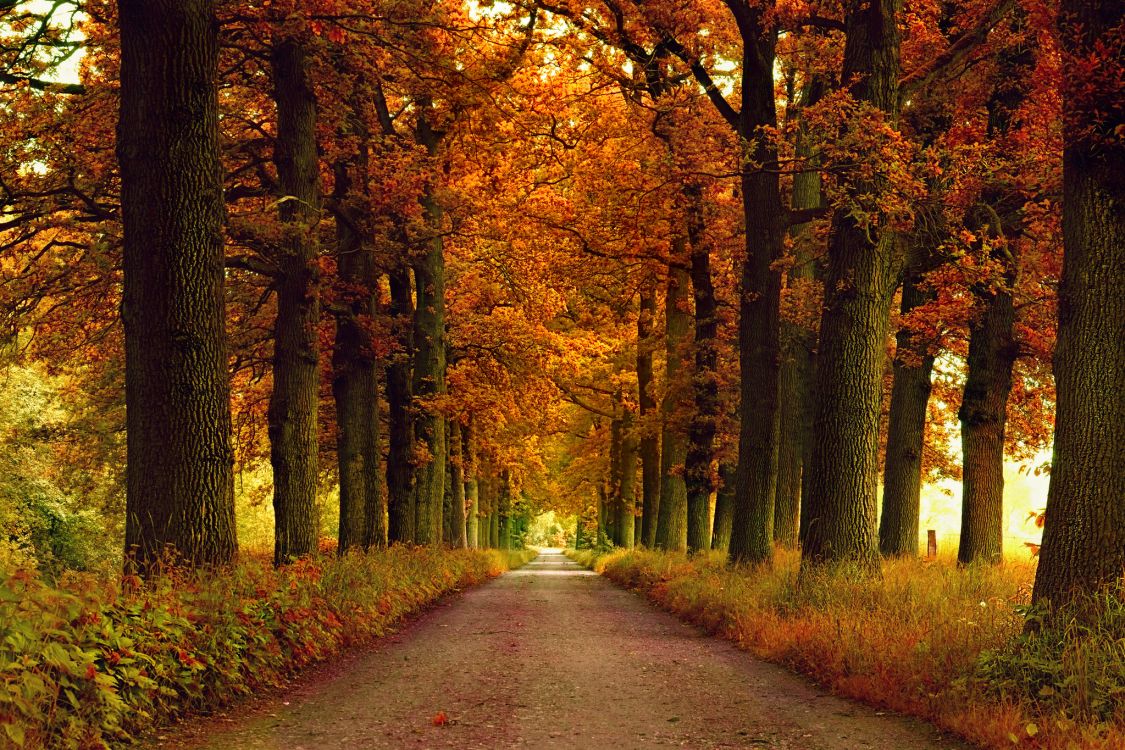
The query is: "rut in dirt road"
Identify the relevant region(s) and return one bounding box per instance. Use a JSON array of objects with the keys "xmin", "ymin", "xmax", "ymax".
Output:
[{"xmin": 170, "ymin": 550, "xmax": 971, "ymax": 750}]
